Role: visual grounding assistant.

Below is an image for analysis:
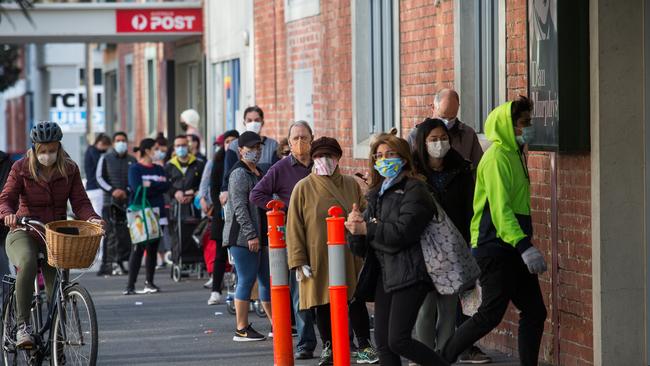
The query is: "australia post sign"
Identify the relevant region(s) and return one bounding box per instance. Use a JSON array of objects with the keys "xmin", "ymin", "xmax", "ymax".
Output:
[{"xmin": 116, "ymin": 8, "xmax": 202, "ymax": 33}]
